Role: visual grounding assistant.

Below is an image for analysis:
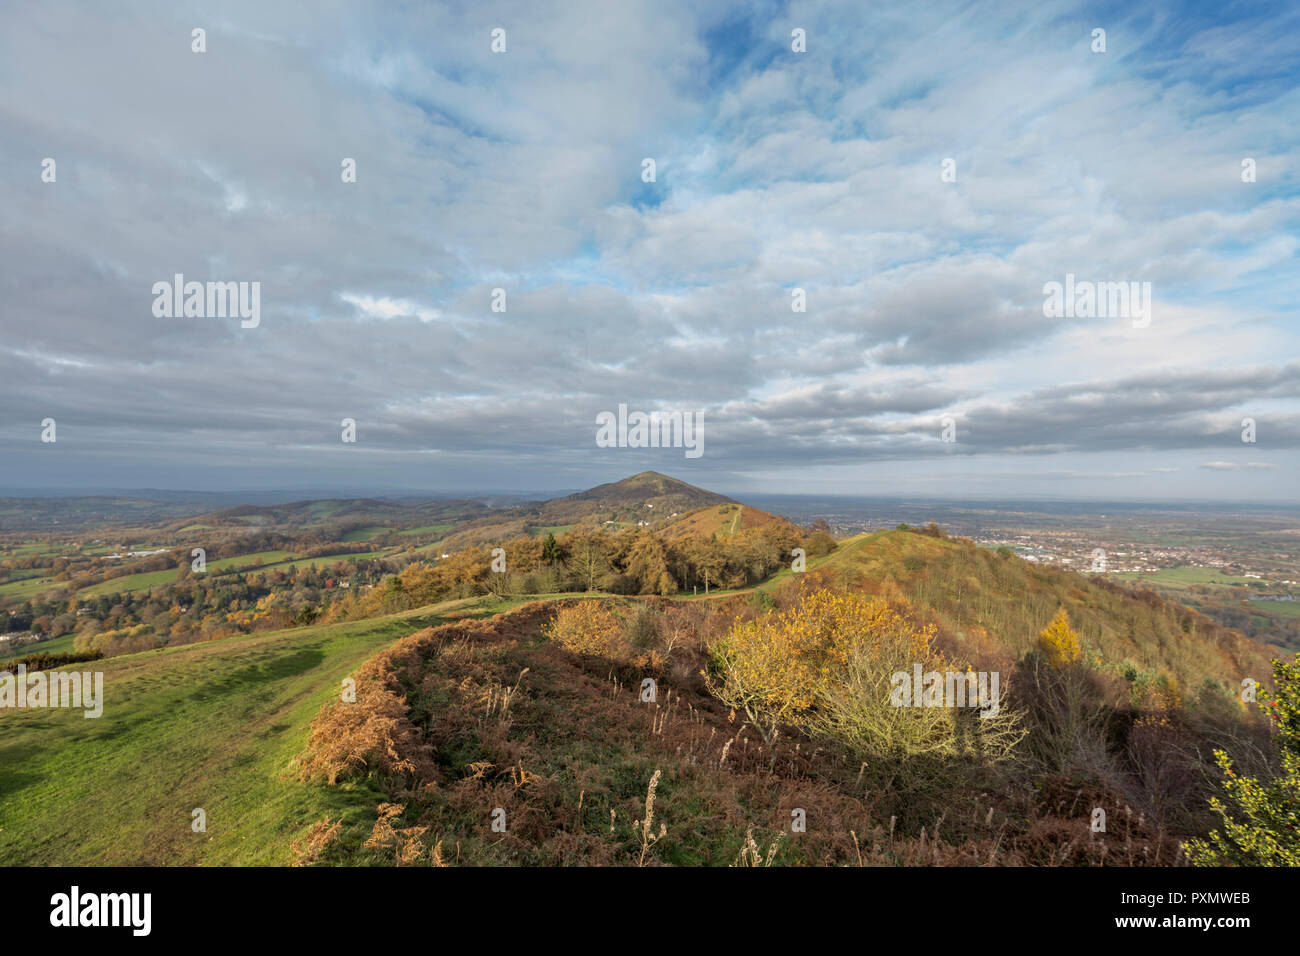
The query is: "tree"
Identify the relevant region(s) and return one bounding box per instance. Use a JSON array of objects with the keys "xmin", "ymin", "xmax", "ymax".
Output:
[
  {"xmin": 1037, "ymin": 608, "xmax": 1081, "ymax": 668},
  {"xmin": 541, "ymin": 532, "xmax": 563, "ymax": 565},
  {"xmin": 692, "ymin": 537, "xmax": 726, "ymax": 595},
  {"xmin": 566, "ymin": 532, "xmax": 612, "ymax": 592},
  {"xmin": 626, "ymin": 532, "xmax": 676, "ymax": 596}
]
